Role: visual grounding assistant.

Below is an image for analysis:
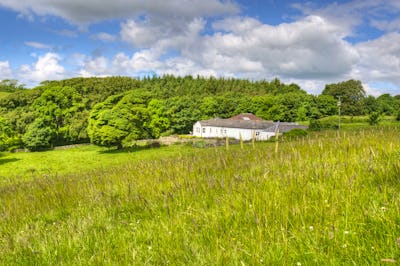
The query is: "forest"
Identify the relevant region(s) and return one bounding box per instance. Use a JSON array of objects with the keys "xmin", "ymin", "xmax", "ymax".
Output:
[{"xmin": 0, "ymin": 76, "xmax": 399, "ymax": 151}]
